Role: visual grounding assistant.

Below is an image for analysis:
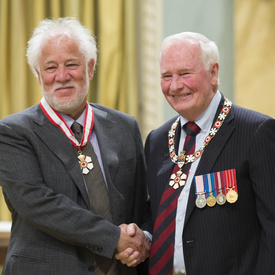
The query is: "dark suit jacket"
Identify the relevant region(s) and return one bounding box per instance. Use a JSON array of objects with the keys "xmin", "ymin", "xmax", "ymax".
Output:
[
  {"xmin": 0, "ymin": 103, "xmax": 148, "ymax": 275},
  {"xmin": 145, "ymin": 97, "xmax": 275, "ymax": 275}
]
